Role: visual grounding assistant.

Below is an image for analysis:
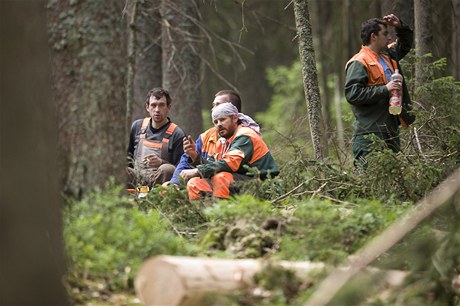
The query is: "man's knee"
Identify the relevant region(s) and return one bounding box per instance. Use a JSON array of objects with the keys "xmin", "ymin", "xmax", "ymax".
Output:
[
  {"xmin": 187, "ymin": 177, "xmax": 211, "ymax": 200},
  {"xmin": 158, "ymin": 163, "xmax": 175, "ymax": 177}
]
